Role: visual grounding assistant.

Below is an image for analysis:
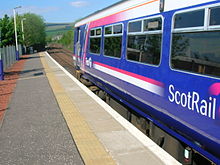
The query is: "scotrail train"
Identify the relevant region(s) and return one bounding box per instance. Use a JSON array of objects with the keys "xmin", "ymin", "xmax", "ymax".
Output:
[{"xmin": 73, "ymin": 0, "xmax": 220, "ymax": 164}]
